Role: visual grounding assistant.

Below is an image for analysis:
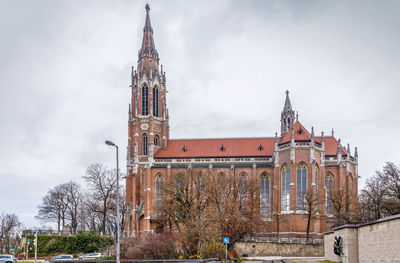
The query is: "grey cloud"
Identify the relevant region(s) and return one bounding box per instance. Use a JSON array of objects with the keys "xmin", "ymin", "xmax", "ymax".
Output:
[{"xmin": 1, "ymin": 0, "xmax": 400, "ymax": 227}]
